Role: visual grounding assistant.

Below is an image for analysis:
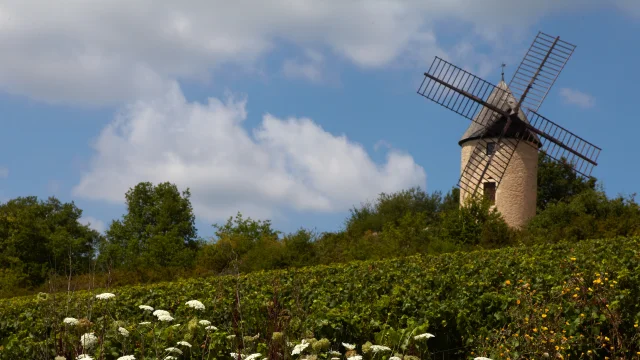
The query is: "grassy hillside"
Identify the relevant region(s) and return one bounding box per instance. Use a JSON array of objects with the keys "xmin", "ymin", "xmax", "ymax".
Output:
[{"xmin": 1, "ymin": 236, "xmax": 640, "ymax": 359}]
